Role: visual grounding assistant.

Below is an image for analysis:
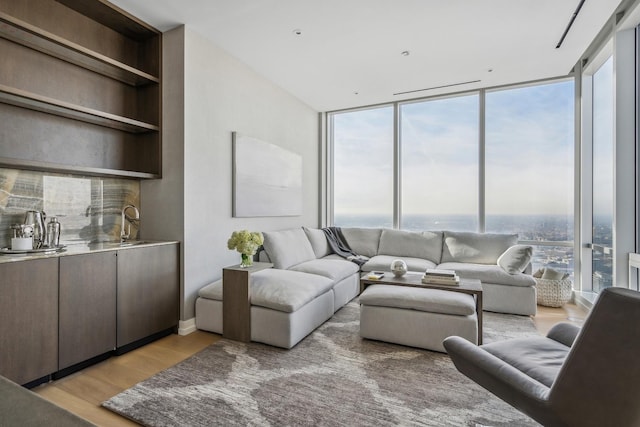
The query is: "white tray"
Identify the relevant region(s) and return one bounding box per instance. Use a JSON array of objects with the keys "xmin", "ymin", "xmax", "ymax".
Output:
[{"xmin": 0, "ymin": 245, "xmax": 66, "ymax": 255}]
